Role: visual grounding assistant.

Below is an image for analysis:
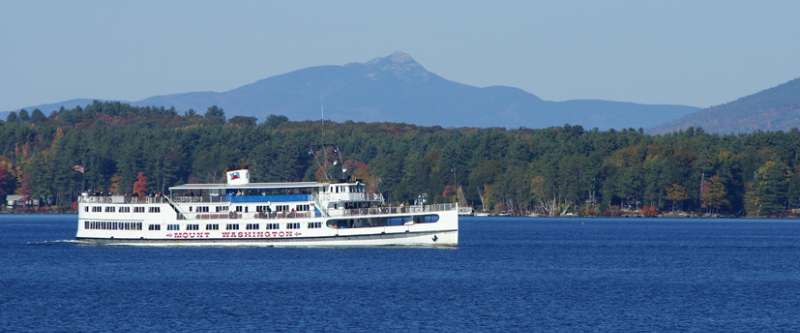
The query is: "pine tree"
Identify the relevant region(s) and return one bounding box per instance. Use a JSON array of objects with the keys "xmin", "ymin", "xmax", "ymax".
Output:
[{"xmin": 753, "ymin": 160, "xmax": 789, "ymax": 216}]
